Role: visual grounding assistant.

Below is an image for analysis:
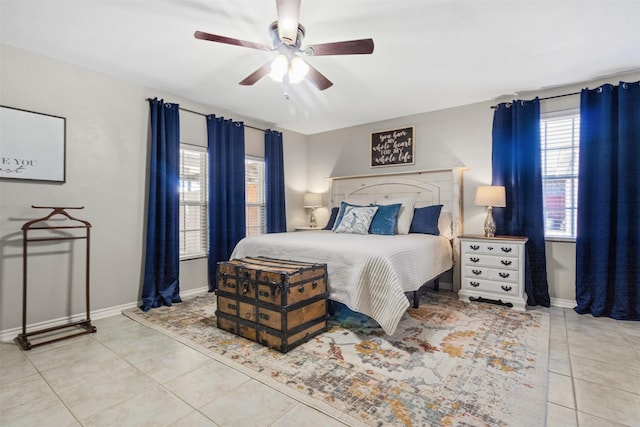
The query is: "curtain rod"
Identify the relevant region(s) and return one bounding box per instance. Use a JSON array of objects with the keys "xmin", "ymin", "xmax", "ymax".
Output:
[
  {"xmin": 145, "ymin": 98, "xmax": 266, "ymax": 131},
  {"xmin": 490, "ymin": 91, "xmax": 581, "ymax": 109}
]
